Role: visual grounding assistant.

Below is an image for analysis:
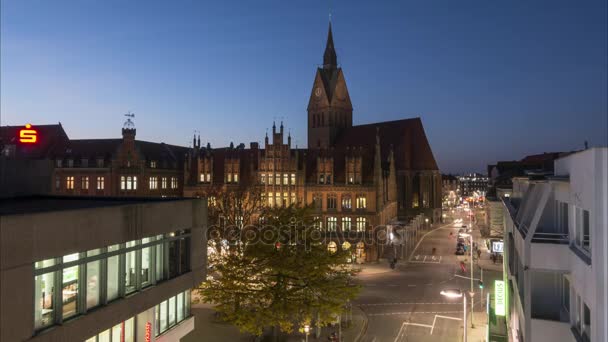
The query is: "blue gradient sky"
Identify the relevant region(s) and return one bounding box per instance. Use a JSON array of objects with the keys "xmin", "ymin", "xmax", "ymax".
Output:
[{"xmin": 1, "ymin": 0, "xmax": 606, "ymax": 173}]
